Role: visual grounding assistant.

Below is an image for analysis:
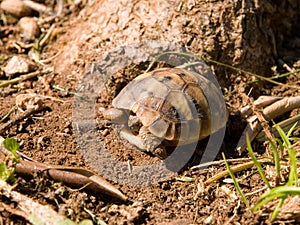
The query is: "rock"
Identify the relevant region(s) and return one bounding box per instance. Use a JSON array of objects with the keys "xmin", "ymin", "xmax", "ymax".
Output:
[
  {"xmin": 18, "ymin": 17, "xmax": 40, "ymax": 41},
  {"xmin": 4, "ymin": 55, "xmax": 36, "ymax": 76},
  {"xmin": 0, "ymin": 0, "xmax": 32, "ymax": 18}
]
